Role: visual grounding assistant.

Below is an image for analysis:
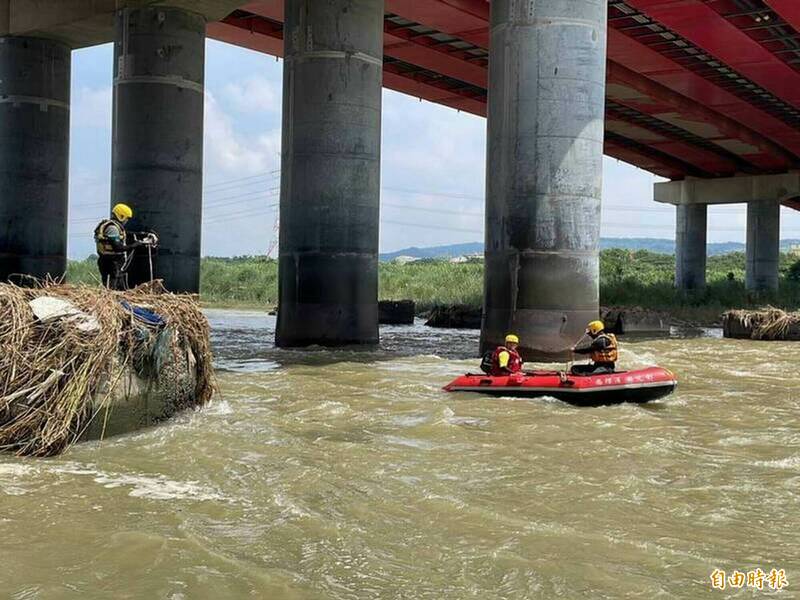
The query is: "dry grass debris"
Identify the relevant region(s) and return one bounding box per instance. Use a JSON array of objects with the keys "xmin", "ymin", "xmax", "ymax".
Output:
[
  {"xmin": 0, "ymin": 280, "xmax": 213, "ymax": 456},
  {"xmin": 724, "ymin": 307, "xmax": 800, "ymax": 340}
]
